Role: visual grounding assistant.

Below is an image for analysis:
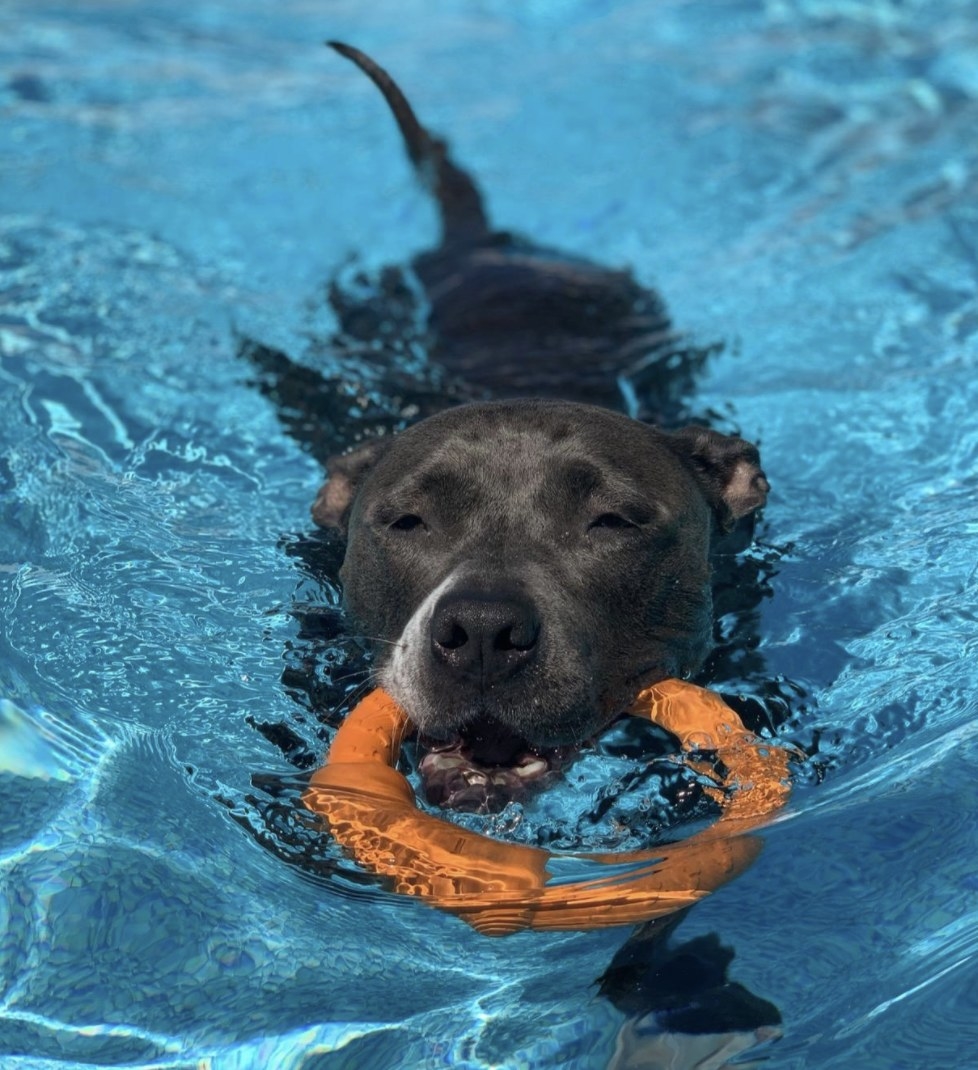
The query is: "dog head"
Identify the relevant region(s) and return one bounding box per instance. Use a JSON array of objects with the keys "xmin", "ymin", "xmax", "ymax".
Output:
[{"xmin": 313, "ymin": 400, "xmax": 767, "ymax": 762}]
